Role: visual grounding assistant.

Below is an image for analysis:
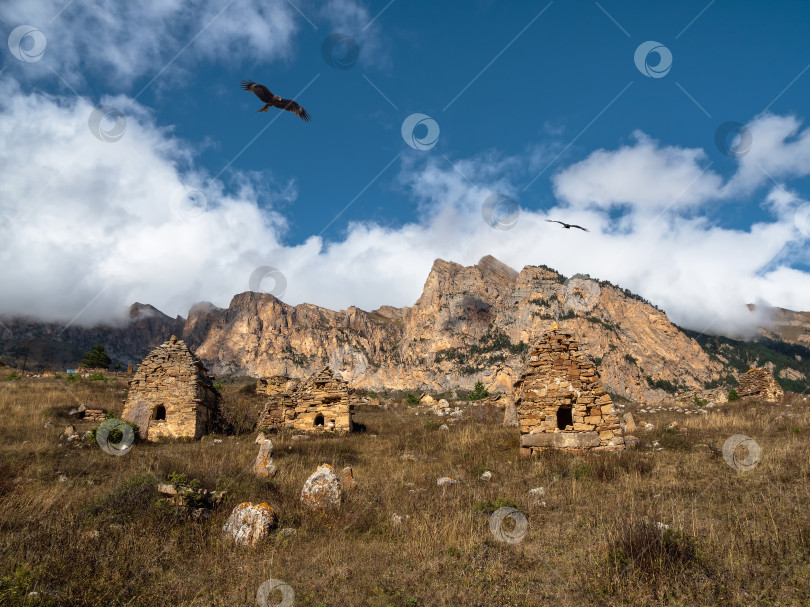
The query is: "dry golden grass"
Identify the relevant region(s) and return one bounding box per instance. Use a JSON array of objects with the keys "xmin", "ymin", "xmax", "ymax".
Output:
[{"xmin": 1, "ymin": 378, "xmax": 809, "ymax": 606}]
